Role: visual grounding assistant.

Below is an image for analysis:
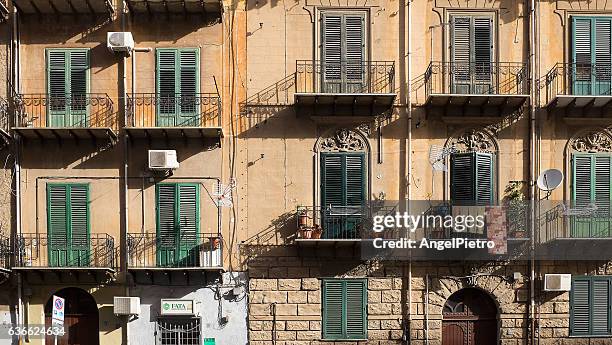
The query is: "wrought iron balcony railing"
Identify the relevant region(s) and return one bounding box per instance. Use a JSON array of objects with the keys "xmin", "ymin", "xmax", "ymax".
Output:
[
  {"xmin": 15, "ymin": 233, "xmax": 117, "ymax": 269},
  {"xmin": 14, "ymin": 93, "xmax": 116, "ymax": 129},
  {"xmin": 0, "ymin": 234, "xmax": 10, "ymax": 270},
  {"xmin": 127, "ymin": 233, "xmax": 223, "ymax": 268},
  {"xmin": 295, "ymin": 60, "xmax": 395, "ymax": 94},
  {"xmin": 425, "ymin": 61, "xmax": 529, "ymax": 97},
  {"xmin": 0, "ymin": 97, "xmax": 8, "ymax": 133},
  {"xmin": 546, "ymin": 63, "xmax": 612, "ymax": 101},
  {"xmin": 126, "ymin": 93, "xmax": 221, "ymax": 128},
  {"xmin": 297, "ymin": 205, "xmax": 370, "ymax": 240},
  {"xmin": 422, "ymin": 201, "xmax": 530, "ymax": 240},
  {"xmin": 539, "ymin": 201, "xmax": 612, "ymax": 242}
]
